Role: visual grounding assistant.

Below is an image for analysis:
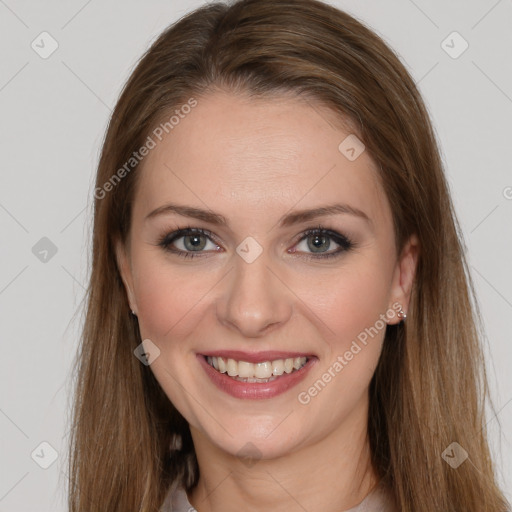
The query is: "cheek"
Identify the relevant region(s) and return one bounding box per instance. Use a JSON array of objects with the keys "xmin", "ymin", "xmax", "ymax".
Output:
[
  {"xmin": 130, "ymin": 255, "xmax": 208, "ymax": 414},
  {"xmin": 302, "ymin": 261, "xmax": 391, "ymax": 344},
  {"xmin": 295, "ymin": 256, "xmax": 393, "ymax": 396},
  {"xmin": 132, "ymin": 253, "xmax": 212, "ymax": 341},
  {"xmin": 293, "ymin": 269, "xmax": 391, "ymax": 420}
]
